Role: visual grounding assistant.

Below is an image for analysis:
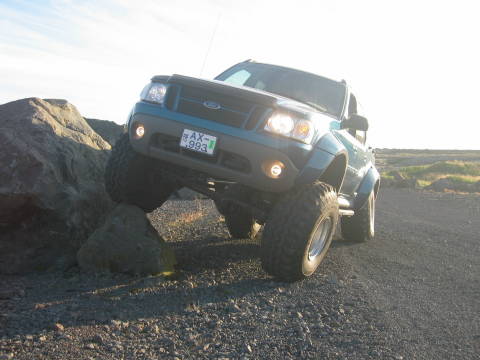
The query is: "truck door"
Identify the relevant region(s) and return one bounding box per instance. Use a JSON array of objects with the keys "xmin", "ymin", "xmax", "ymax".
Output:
[
  {"xmin": 335, "ymin": 92, "xmax": 369, "ymax": 197},
  {"xmin": 334, "ymin": 130, "xmax": 367, "ymax": 196}
]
